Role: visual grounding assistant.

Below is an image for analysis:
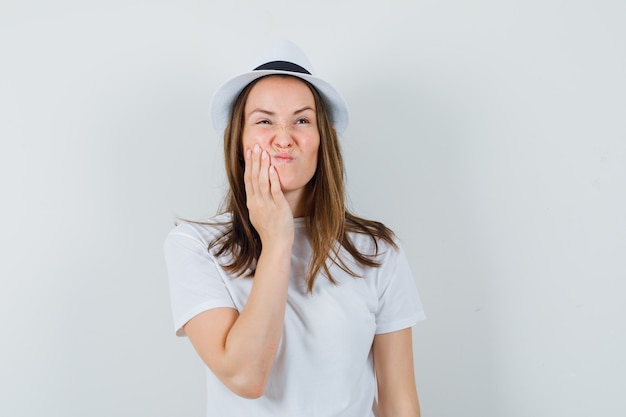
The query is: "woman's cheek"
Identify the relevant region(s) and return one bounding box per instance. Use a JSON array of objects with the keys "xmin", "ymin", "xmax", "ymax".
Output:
[{"xmin": 243, "ymin": 129, "xmax": 270, "ymax": 149}]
